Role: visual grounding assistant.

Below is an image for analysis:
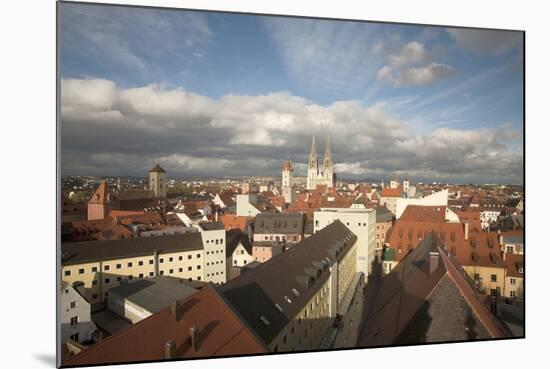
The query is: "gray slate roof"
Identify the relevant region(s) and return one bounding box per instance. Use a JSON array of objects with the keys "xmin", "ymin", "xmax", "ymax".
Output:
[
  {"xmin": 375, "ymin": 206, "xmax": 394, "ymax": 223},
  {"xmin": 226, "ymin": 229, "xmax": 253, "ymax": 256},
  {"xmin": 108, "ymin": 276, "xmax": 198, "ymax": 313},
  {"xmin": 198, "ymin": 221, "xmax": 225, "ymax": 231},
  {"xmin": 253, "ymin": 213, "xmax": 304, "ymax": 235},
  {"xmin": 219, "ymin": 220, "xmax": 357, "ymax": 344},
  {"xmin": 61, "ymin": 233, "xmax": 204, "ymax": 266}
]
